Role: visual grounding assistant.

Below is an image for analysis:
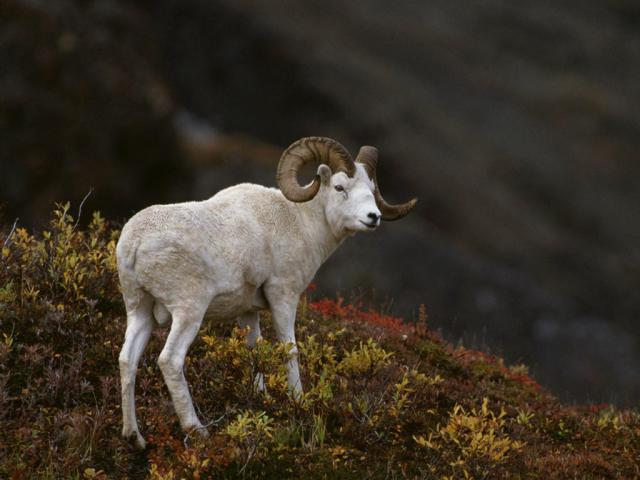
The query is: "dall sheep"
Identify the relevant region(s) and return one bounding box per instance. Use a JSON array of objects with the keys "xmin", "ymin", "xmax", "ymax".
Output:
[{"xmin": 116, "ymin": 136, "xmax": 417, "ymax": 449}]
